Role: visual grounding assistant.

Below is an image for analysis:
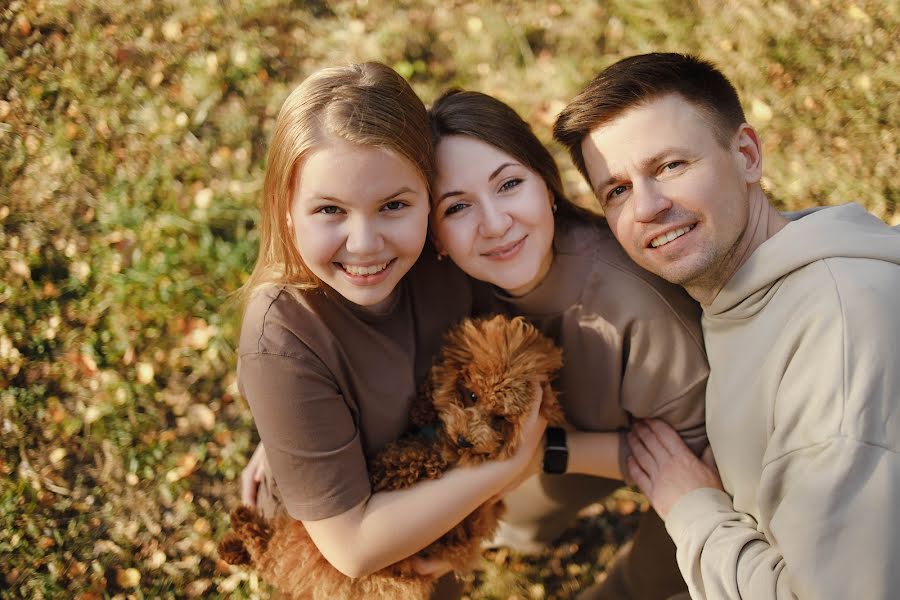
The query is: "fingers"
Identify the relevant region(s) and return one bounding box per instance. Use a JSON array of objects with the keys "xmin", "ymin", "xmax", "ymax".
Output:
[
  {"xmin": 410, "ymin": 556, "xmax": 454, "ymax": 577},
  {"xmin": 631, "ymin": 420, "xmax": 669, "ymax": 463},
  {"xmin": 644, "ymin": 418, "xmax": 690, "ymax": 456},
  {"xmin": 241, "ymin": 468, "xmax": 259, "ymax": 506},
  {"xmin": 531, "ymin": 378, "xmax": 545, "ymax": 405},
  {"xmin": 626, "ymin": 455, "xmax": 651, "ymax": 494},
  {"xmin": 241, "ymin": 444, "xmax": 267, "ymax": 506},
  {"xmin": 627, "ymin": 429, "xmax": 658, "ymax": 476}
]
